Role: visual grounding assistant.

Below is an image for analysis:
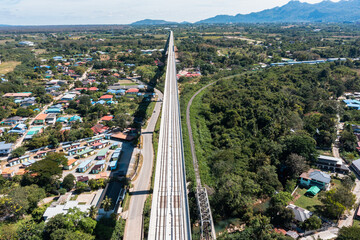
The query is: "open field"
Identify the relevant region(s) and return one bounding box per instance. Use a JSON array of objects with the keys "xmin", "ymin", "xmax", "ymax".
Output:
[
  {"xmin": 34, "ymin": 49, "xmax": 47, "ymax": 55},
  {"xmin": 0, "ymin": 61, "xmax": 21, "ymax": 74},
  {"xmin": 293, "ymin": 187, "xmax": 323, "ymax": 212},
  {"xmin": 0, "ymin": 39, "xmax": 14, "ymax": 45}
]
